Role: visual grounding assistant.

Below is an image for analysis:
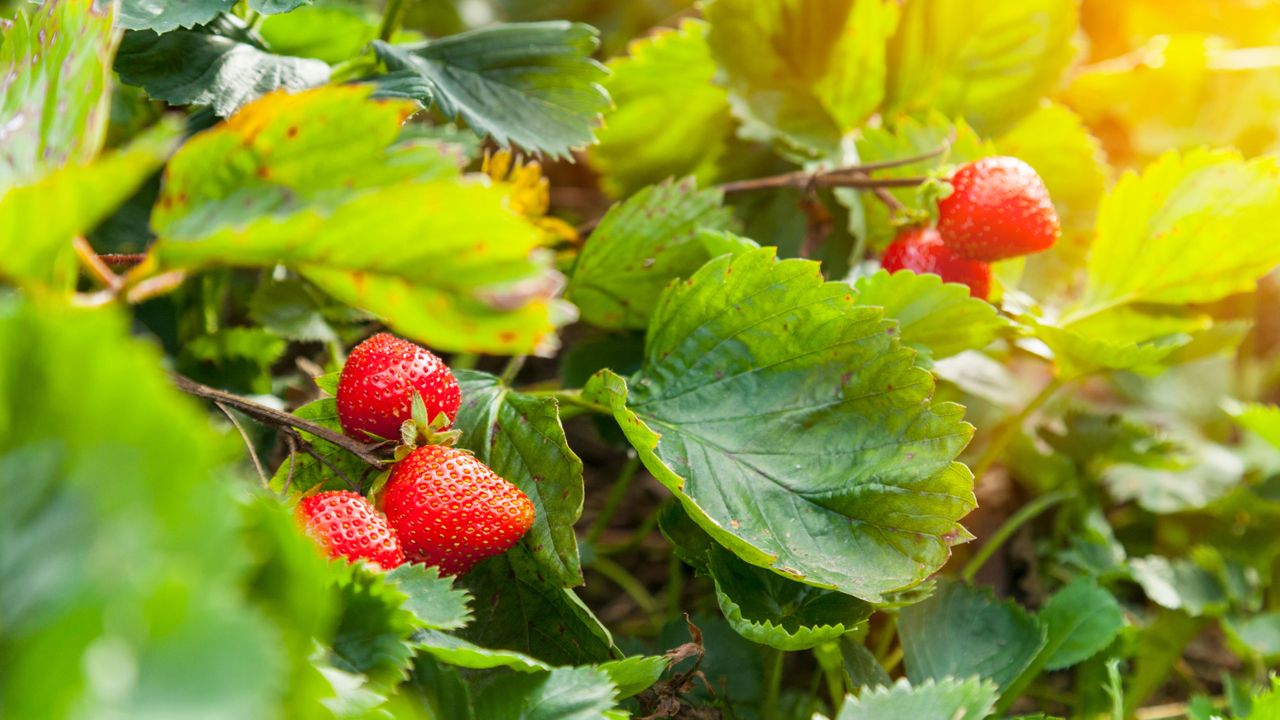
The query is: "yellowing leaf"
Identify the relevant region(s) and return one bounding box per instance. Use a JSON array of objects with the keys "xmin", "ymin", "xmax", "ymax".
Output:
[
  {"xmin": 150, "ymin": 87, "xmax": 567, "ymax": 355},
  {"xmin": 590, "ymin": 20, "xmax": 733, "ymax": 198},
  {"xmin": 1069, "ymin": 149, "xmax": 1280, "ymax": 321},
  {"xmin": 706, "ymin": 0, "xmax": 898, "ymax": 153},
  {"xmin": 885, "ymin": 0, "xmax": 1079, "ymax": 135}
]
